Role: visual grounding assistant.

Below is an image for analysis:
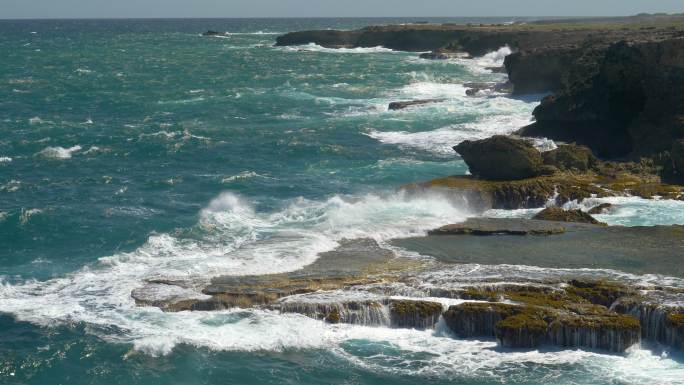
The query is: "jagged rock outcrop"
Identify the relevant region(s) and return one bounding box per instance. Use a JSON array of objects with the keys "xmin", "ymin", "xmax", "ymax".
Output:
[
  {"xmin": 454, "ymin": 136, "xmax": 544, "ymax": 180},
  {"xmin": 519, "ymin": 38, "xmax": 684, "ymax": 160},
  {"xmin": 542, "ymin": 143, "xmax": 598, "ymax": 172},
  {"xmin": 533, "ymin": 207, "xmax": 605, "ymax": 225},
  {"xmin": 411, "ymin": 158, "xmax": 684, "ymax": 210},
  {"xmin": 464, "ymin": 82, "xmax": 512, "ymax": 96}
]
